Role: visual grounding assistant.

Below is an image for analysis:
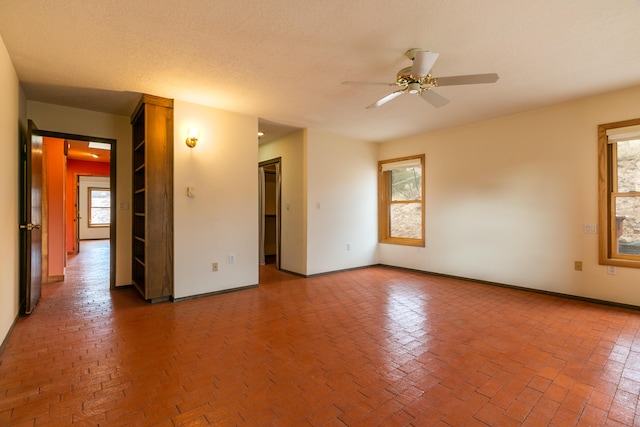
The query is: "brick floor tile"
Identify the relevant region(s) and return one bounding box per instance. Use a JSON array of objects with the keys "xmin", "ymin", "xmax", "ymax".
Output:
[
  {"xmin": 578, "ymin": 404, "xmax": 608, "ymax": 426},
  {"xmin": 474, "ymin": 401, "xmax": 504, "ymax": 425},
  {"xmin": 550, "ymin": 406, "xmax": 581, "ymax": 425},
  {"xmin": 544, "ymin": 383, "xmax": 570, "ymax": 403},
  {"xmin": 607, "ymin": 402, "xmax": 637, "ymax": 425},
  {"xmin": 504, "ymin": 400, "xmax": 533, "ymax": 423}
]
